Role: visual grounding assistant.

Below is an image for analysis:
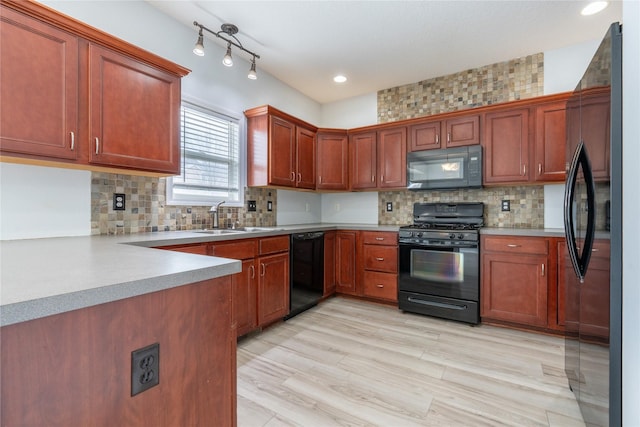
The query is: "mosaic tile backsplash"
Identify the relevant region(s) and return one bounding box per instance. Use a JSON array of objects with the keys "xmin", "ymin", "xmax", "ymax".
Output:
[
  {"xmin": 377, "ymin": 53, "xmax": 544, "ymax": 123},
  {"xmin": 91, "ymin": 172, "xmax": 276, "ymax": 235}
]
